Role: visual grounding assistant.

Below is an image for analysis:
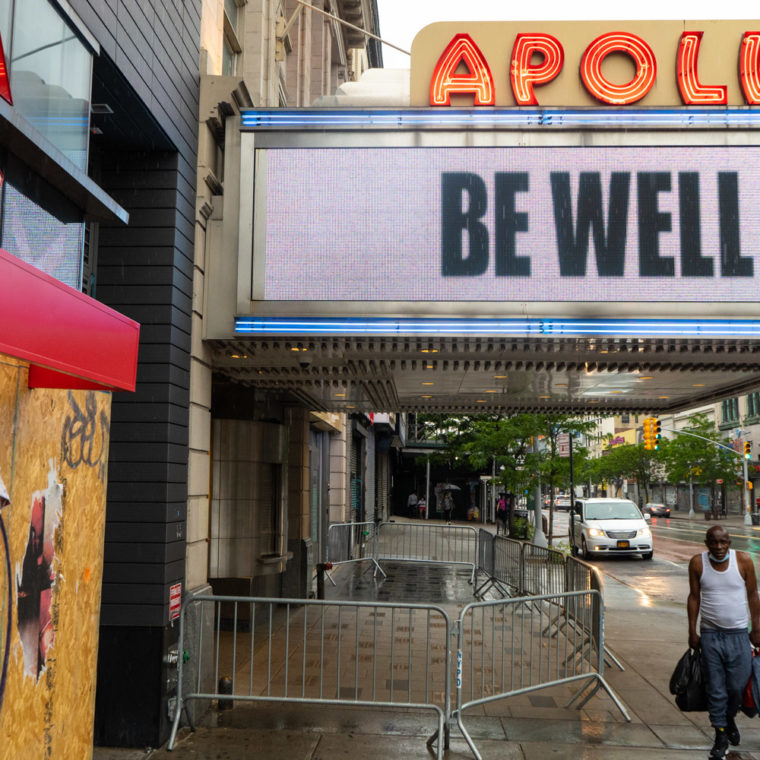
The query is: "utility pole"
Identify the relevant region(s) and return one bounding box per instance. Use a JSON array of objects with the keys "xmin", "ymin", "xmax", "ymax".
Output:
[{"xmin": 532, "ymin": 436, "xmax": 547, "ymax": 547}]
